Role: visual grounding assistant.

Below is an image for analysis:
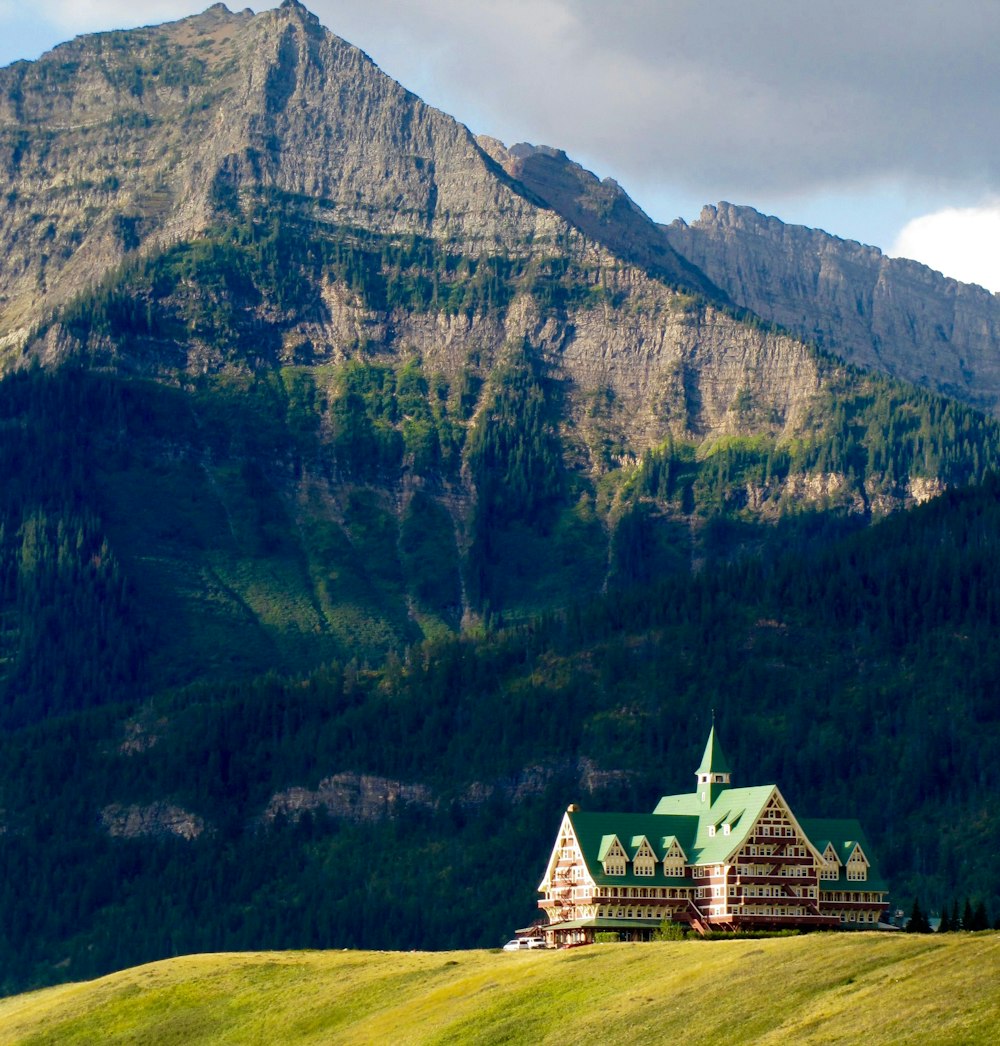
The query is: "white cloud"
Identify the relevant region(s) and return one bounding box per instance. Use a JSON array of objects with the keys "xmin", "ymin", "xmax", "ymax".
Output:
[{"xmin": 891, "ymin": 205, "xmax": 1000, "ymax": 294}]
